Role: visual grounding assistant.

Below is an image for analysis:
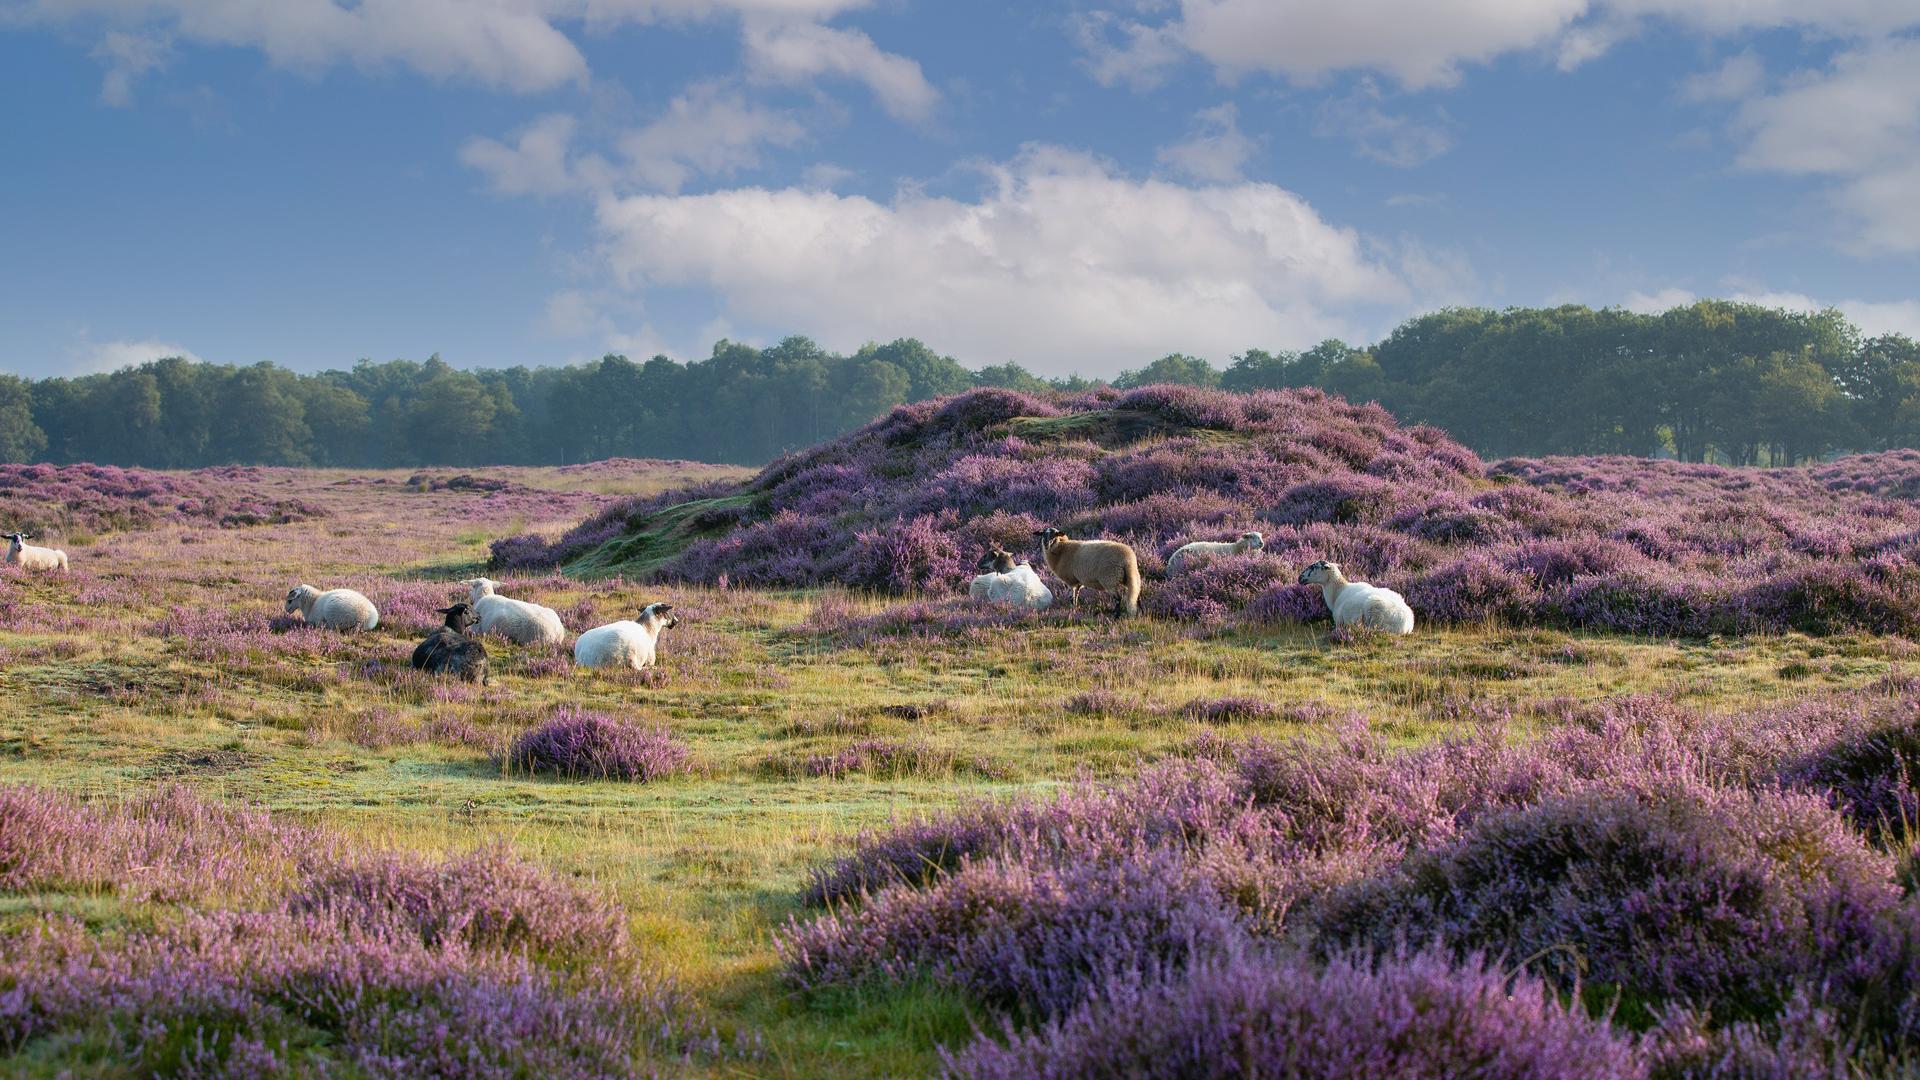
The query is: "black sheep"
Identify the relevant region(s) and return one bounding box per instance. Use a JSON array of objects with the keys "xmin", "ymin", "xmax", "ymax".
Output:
[{"xmin": 411, "ymin": 602, "xmax": 490, "ymax": 684}]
